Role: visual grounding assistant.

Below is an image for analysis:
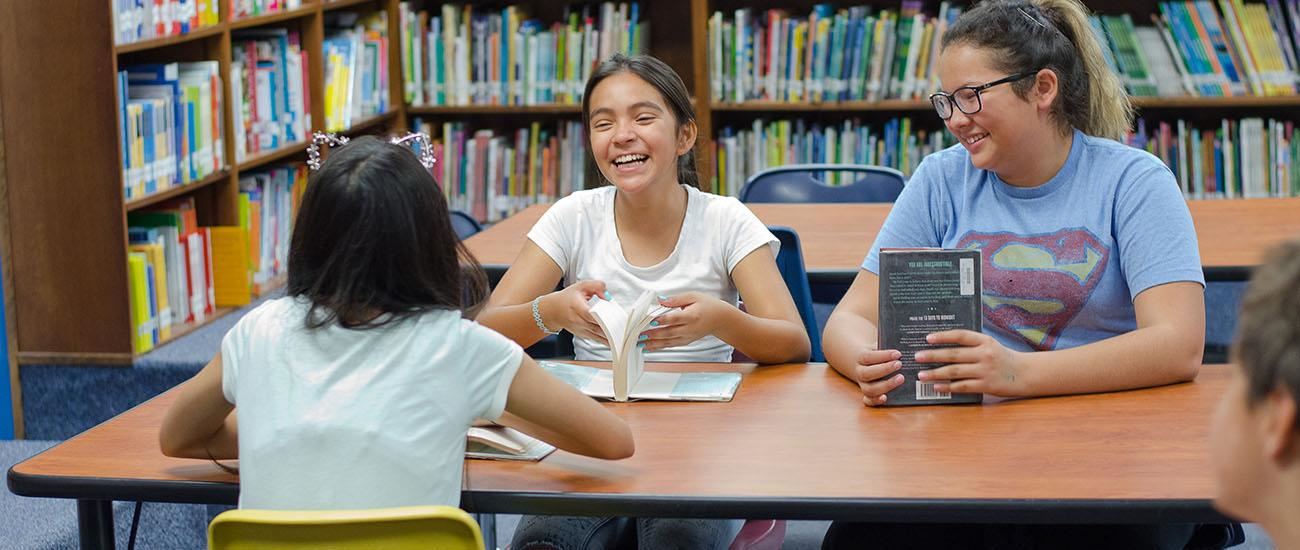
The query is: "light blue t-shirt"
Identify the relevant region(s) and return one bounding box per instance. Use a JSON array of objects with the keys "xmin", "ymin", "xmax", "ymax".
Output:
[{"xmin": 864, "ymin": 129, "xmax": 1204, "ymax": 352}]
